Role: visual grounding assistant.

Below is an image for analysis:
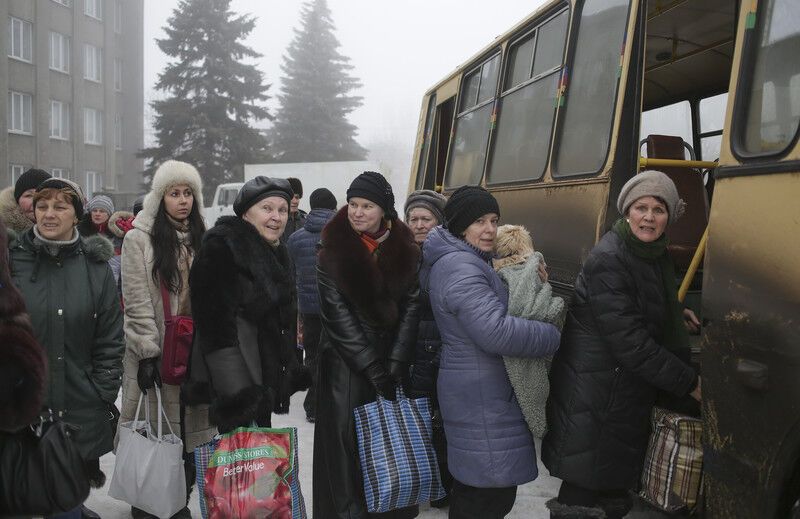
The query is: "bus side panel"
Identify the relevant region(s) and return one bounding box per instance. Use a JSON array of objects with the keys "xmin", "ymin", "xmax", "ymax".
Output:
[
  {"xmin": 491, "ymin": 180, "xmax": 609, "ymax": 291},
  {"xmin": 702, "ymin": 171, "xmax": 800, "ymax": 518}
]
